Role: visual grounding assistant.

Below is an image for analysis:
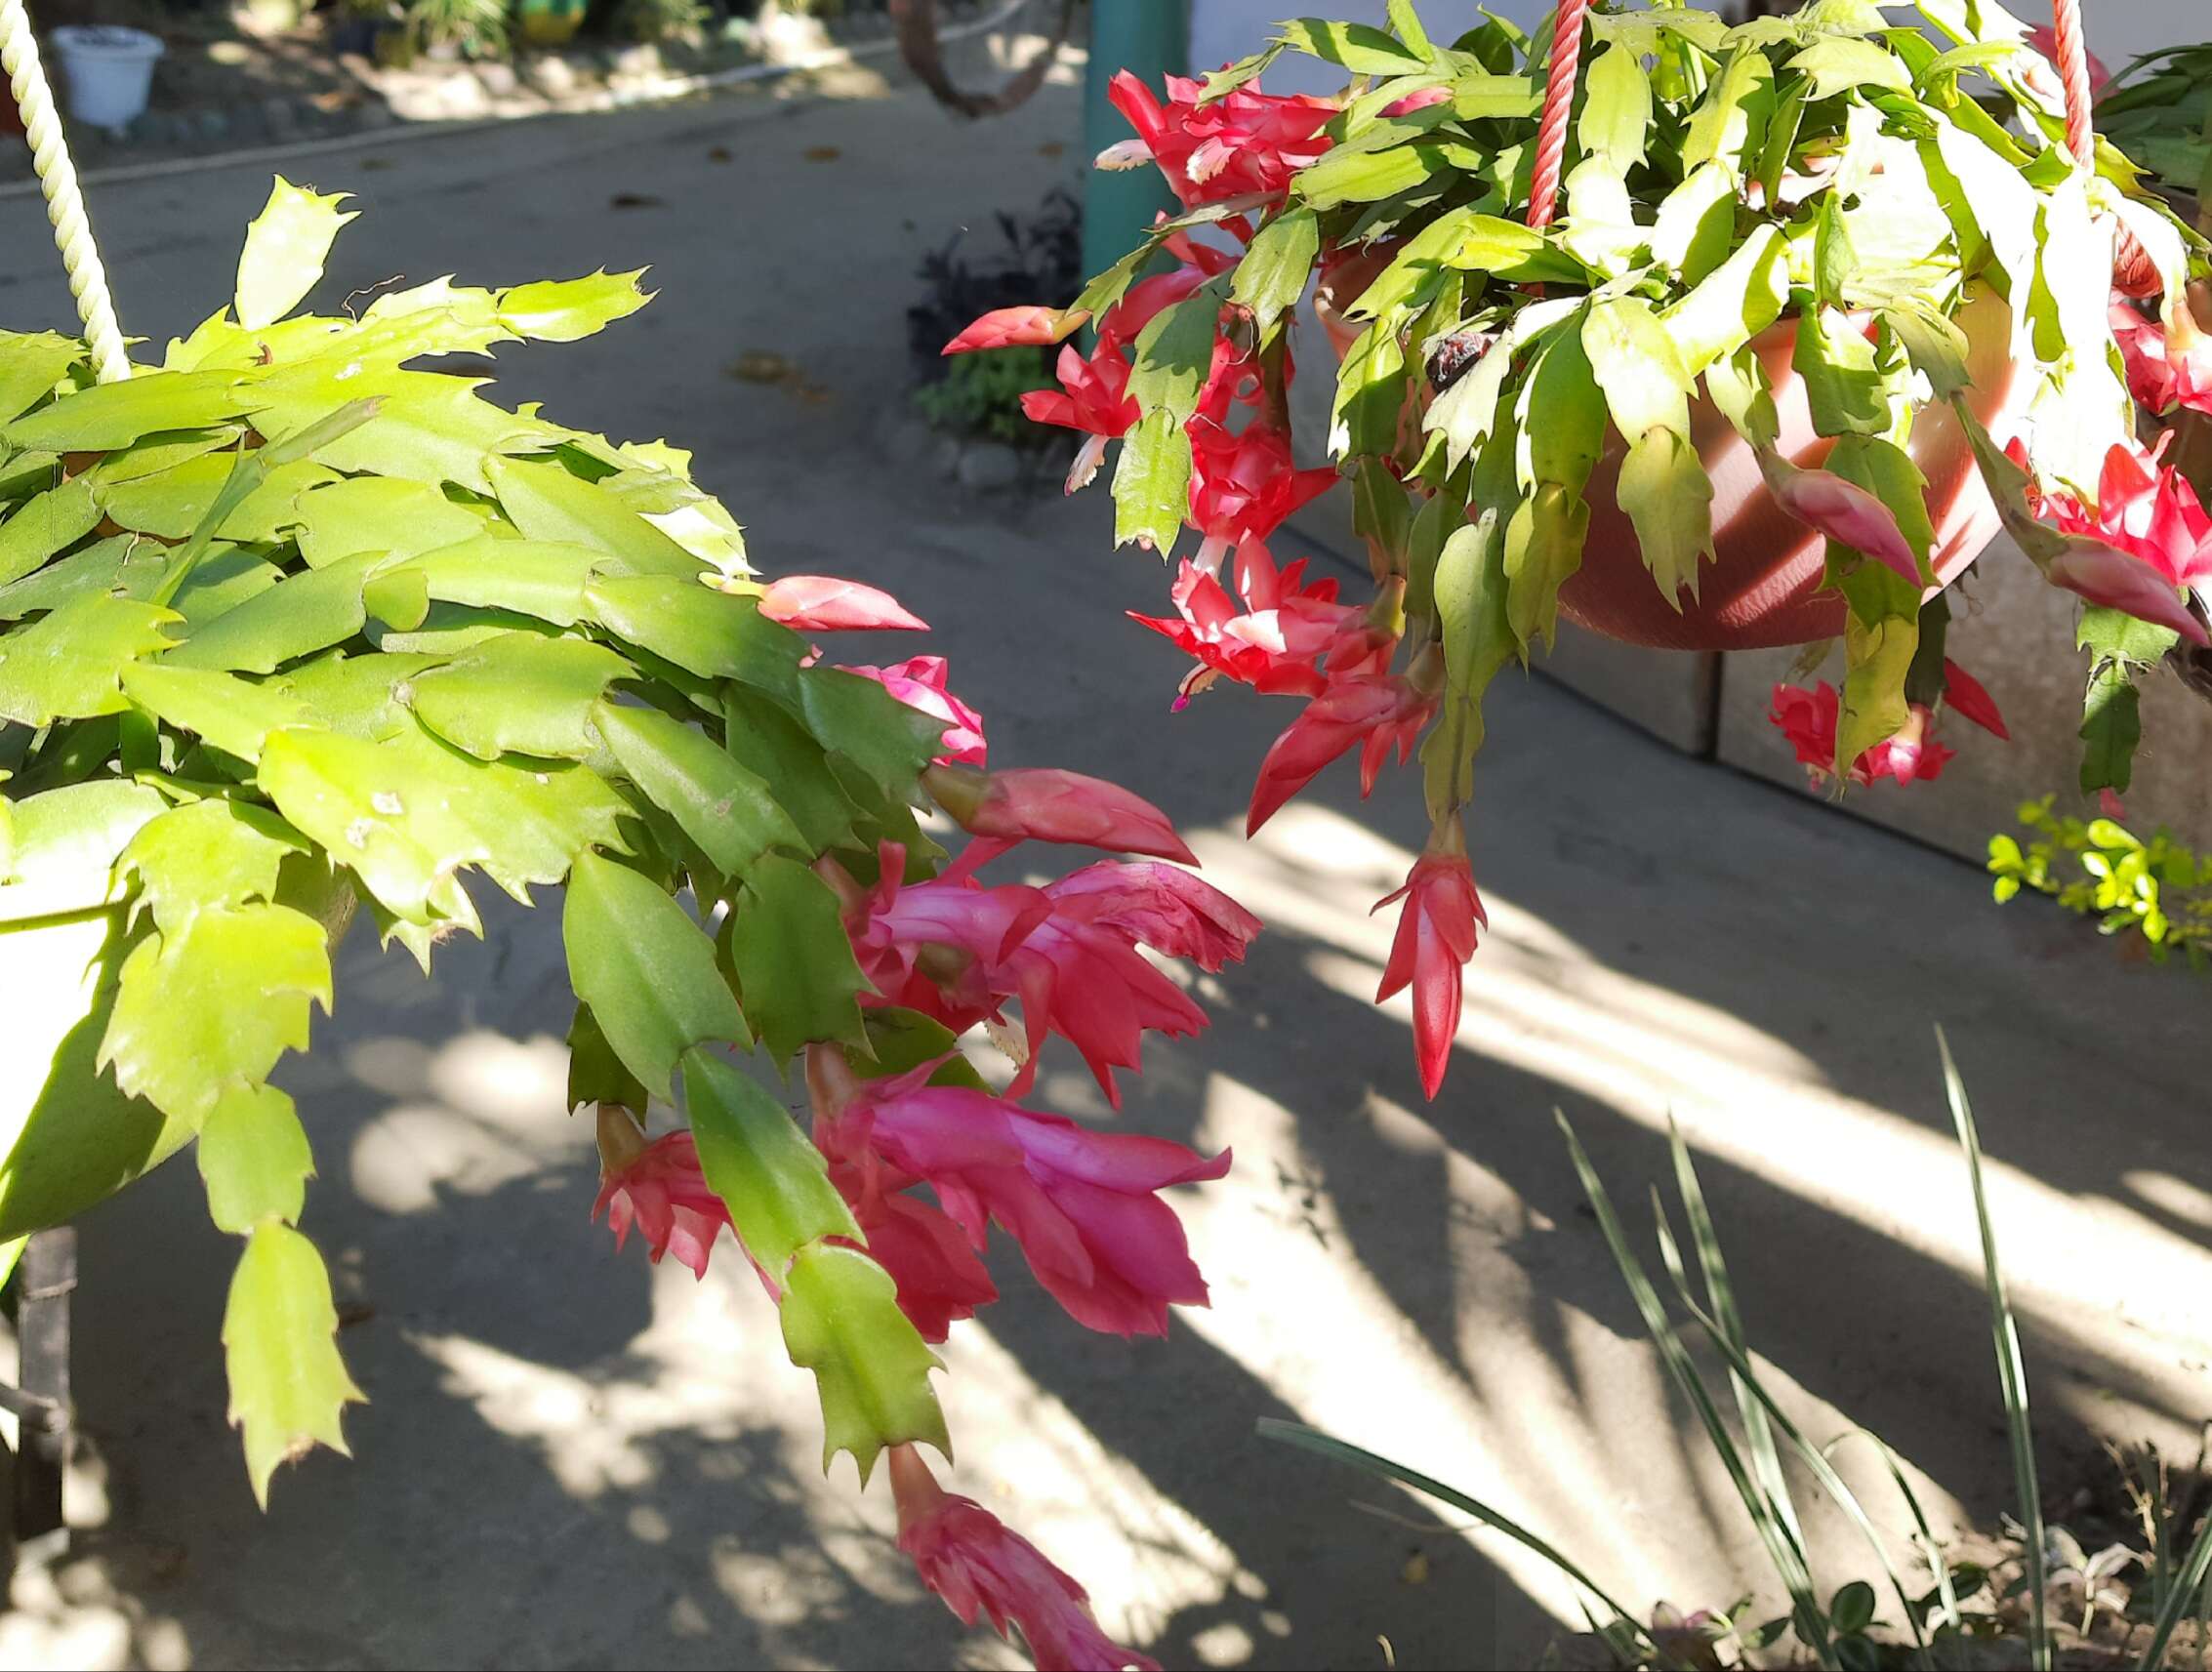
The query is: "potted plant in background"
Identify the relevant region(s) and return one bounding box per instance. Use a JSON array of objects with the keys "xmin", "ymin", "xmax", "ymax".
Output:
[
  {"xmin": 957, "ymin": 0, "xmax": 2212, "ymax": 1093},
  {"xmin": 45, "ymin": 20, "xmax": 163, "ymax": 133}
]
